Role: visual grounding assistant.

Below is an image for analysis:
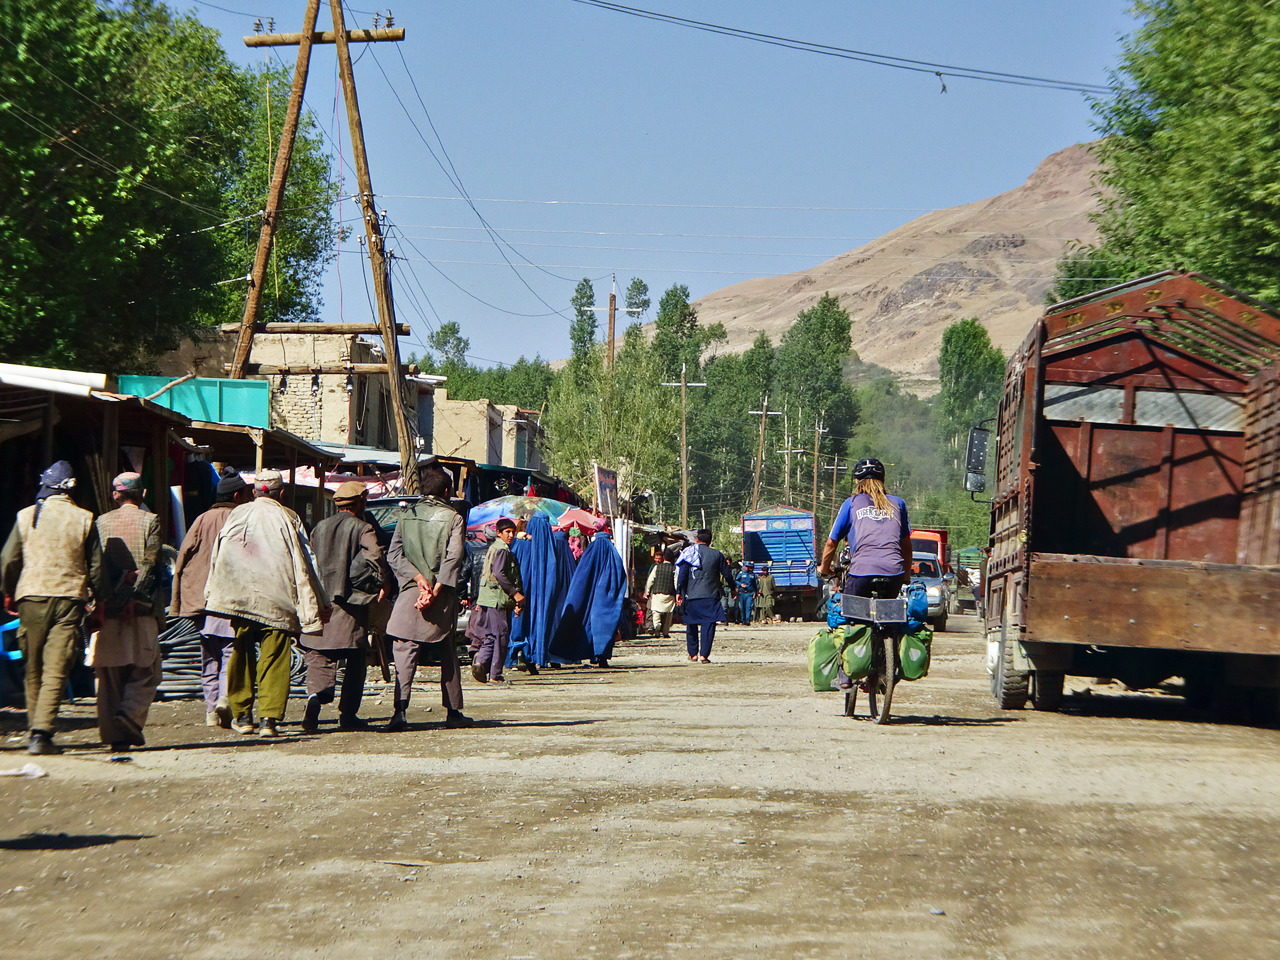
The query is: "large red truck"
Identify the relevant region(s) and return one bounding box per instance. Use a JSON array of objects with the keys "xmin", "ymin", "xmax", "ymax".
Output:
[{"xmin": 965, "ymin": 271, "xmax": 1280, "ymax": 717}]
